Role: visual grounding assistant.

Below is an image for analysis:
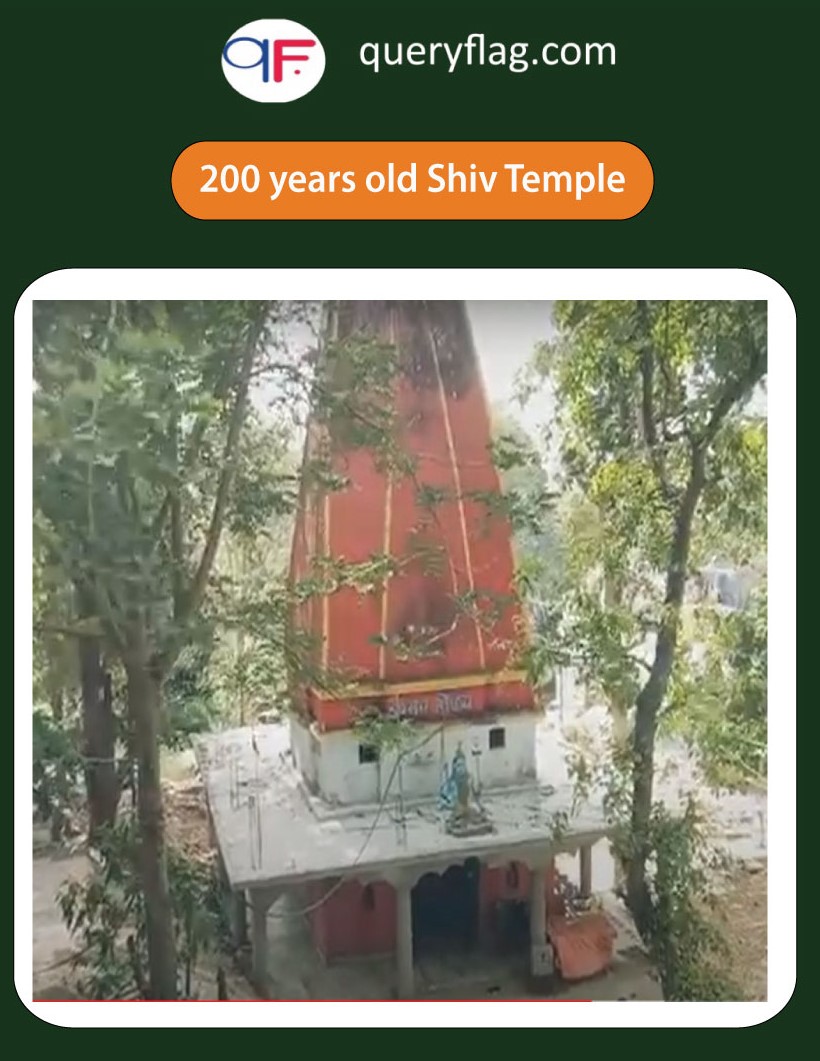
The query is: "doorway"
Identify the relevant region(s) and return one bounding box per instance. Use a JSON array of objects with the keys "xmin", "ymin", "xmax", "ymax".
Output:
[{"xmin": 411, "ymin": 857, "xmax": 481, "ymax": 956}]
